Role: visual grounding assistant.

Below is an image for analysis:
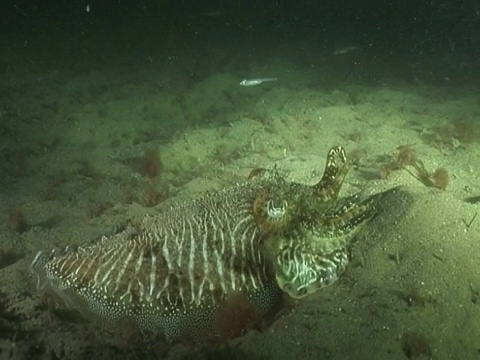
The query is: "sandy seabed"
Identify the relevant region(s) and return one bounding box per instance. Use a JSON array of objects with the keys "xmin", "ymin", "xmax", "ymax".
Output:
[{"xmin": 0, "ymin": 55, "xmax": 479, "ymax": 359}]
